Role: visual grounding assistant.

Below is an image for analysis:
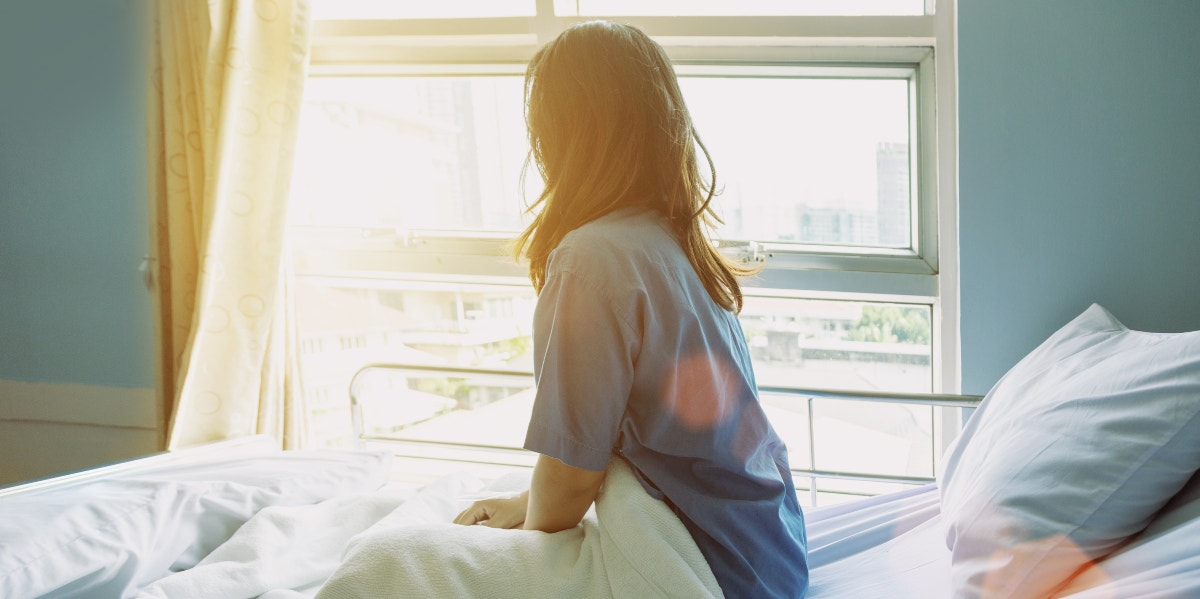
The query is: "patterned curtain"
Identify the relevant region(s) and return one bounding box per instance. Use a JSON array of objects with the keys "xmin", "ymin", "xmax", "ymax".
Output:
[{"xmin": 146, "ymin": 0, "xmax": 312, "ymax": 449}]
